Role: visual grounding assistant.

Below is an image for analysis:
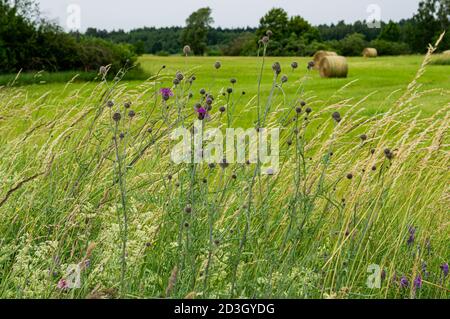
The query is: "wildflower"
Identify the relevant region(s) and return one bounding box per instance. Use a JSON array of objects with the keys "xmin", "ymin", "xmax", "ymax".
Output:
[
  {"xmin": 413, "ymin": 275, "xmax": 422, "ymax": 290},
  {"xmin": 219, "ymin": 106, "xmax": 226, "ymax": 113},
  {"xmin": 384, "ymin": 148, "xmax": 394, "ymax": 160},
  {"xmin": 160, "ymin": 88, "xmax": 174, "ymax": 101},
  {"xmin": 305, "ymin": 107, "xmax": 312, "ymax": 114},
  {"xmin": 372, "ymin": 165, "xmax": 377, "ymax": 171},
  {"xmin": 281, "ymin": 75, "xmax": 288, "ymax": 83},
  {"xmin": 107, "ymin": 100, "xmax": 114, "ymax": 108},
  {"xmin": 296, "ymin": 107, "xmax": 302, "ymax": 114},
  {"xmin": 124, "ymin": 102, "xmax": 131, "ymax": 109},
  {"xmin": 147, "ymin": 127, "xmax": 153, "ymax": 134},
  {"xmin": 128, "ymin": 110, "xmax": 136, "ymax": 118},
  {"xmin": 266, "ymin": 30, "xmax": 273, "ymax": 37},
  {"xmin": 227, "ymin": 87, "xmax": 233, "ymax": 94},
  {"xmin": 441, "ymin": 263, "xmax": 449, "ymax": 277},
  {"xmin": 360, "ymin": 134, "xmax": 368, "ymax": 141},
  {"xmin": 272, "ymin": 62, "xmax": 281, "ymax": 75},
  {"xmin": 371, "ymin": 149, "xmax": 376, "ymax": 155},
  {"xmin": 300, "ymin": 101, "xmax": 306, "ymax": 107},
  {"xmin": 196, "ymin": 107, "xmax": 208, "ymax": 120},
  {"xmin": 230, "ymin": 78, "xmax": 237, "ymax": 84},
  {"xmin": 173, "ymin": 78, "xmax": 180, "ymax": 85},
  {"xmin": 184, "ymin": 222, "xmax": 190, "ymax": 228},
  {"xmin": 184, "ymin": 206, "xmax": 192, "ymax": 214},
  {"xmin": 176, "ymin": 71, "xmax": 184, "ymax": 81},
  {"xmin": 347, "ymin": 173, "xmax": 353, "ymax": 180},
  {"xmin": 407, "ymin": 226, "xmax": 416, "ymax": 246},
  {"xmin": 183, "ymin": 45, "xmax": 191, "ymax": 55},
  {"xmin": 232, "ymin": 174, "xmax": 237, "ymax": 180},
  {"xmin": 400, "ymin": 276, "xmax": 409, "ymax": 288},
  {"xmin": 112, "ymin": 112, "xmax": 121, "ymax": 122},
  {"xmin": 206, "ymin": 97, "xmax": 213, "ymax": 106},
  {"xmin": 307, "ymin": 61, "xmax": 315, "ymax": 70},
  {"xmin": 332, "ymin": 112, "xmax": 342, "ymax": 123},
  {"xmin": 119, "ymin": 132, "xmax": 125, "ymax": 139},
  {"xmin": 214, "ymin": 61, "xmax": 221, "ymax": 70},
  {"xmin": 200, "ymin": 88, "xmax": 206, "ymax": 95},
  {"xmin": 261, "ymin": 36, "xmax": 269, "ymax": 44},
  {"xmin": 57, "ymin": 279, "xmax": 69, "ymax": 290},
  {"xmin": 266, "ymin": 168, "xmax": 275, "ymax": 176},
  {"xmin": 381, "ymin": 269, "xmax": 386, "ymax": 281},
  {"xmin": 291, "ymin": 62, "xmax": 298, "ymax": 69}
]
